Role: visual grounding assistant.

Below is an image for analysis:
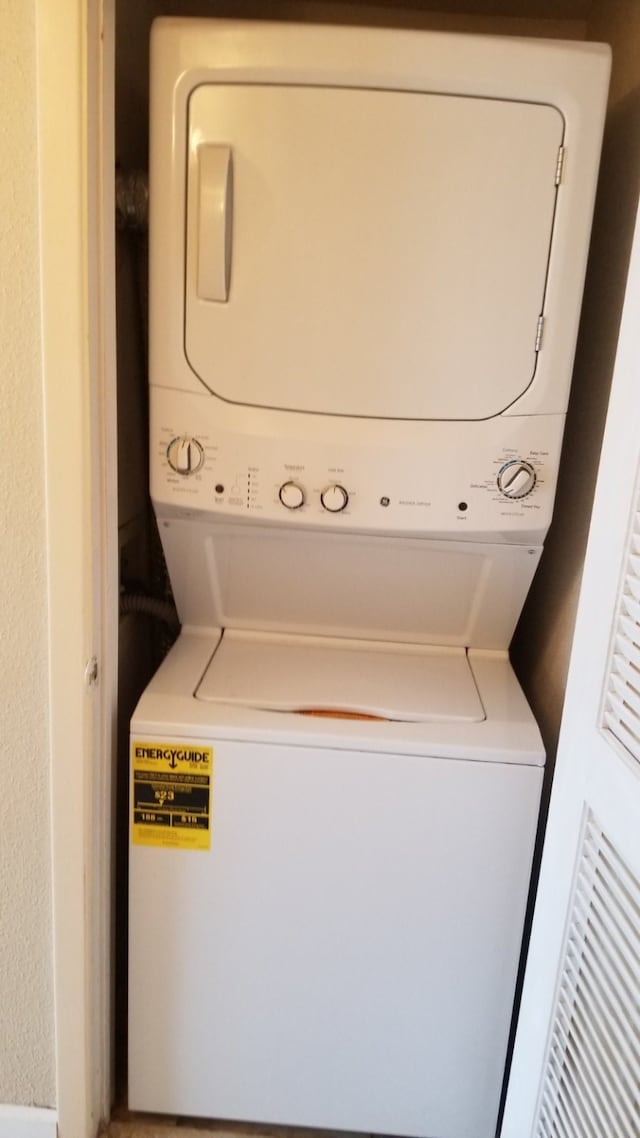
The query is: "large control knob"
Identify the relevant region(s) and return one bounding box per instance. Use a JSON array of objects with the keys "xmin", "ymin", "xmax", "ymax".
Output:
[
  {"xmin": 279, "ymin": 481, "xmax": 305, "ymax": 509},
  {"xmin": 167, "ymin": 435, "xmax": 204, "ymax": 475},
  {"xmin": 497, "ymin": 460, "xmax": 536, "ymax": 499},
  {"xmin": 321, "ymin": 484, "xmax": 349, "ymax": 513}
]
